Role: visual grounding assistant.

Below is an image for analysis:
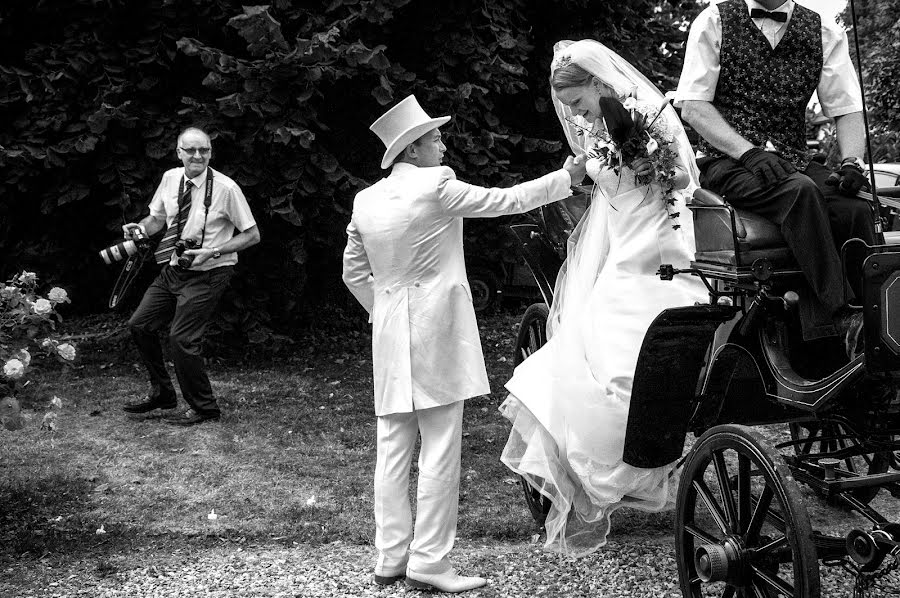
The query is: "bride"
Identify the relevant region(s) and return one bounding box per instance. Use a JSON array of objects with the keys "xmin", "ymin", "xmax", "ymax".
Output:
[{"xmin": 500, "ymin": 39, "xmax": 708, "ymax": 556}]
